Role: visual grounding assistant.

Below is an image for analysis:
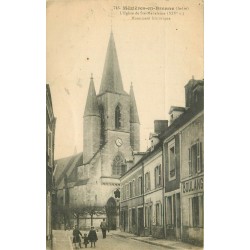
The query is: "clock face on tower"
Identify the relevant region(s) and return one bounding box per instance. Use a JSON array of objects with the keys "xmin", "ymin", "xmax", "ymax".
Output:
[{"xmin": 115, "ymin": 138, "xmax": 123, "ymax": 147}]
